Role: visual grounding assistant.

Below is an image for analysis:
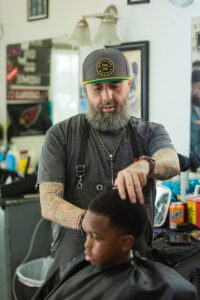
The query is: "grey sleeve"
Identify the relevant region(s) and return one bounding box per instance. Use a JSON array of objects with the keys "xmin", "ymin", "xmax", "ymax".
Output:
[
  {"xmin": 147, "ymin": 122, "xmax": 176, "ymax": 156},
  {"xmin": 37, "ymin": 126, "xmax": 67, "ymax": 185}
]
